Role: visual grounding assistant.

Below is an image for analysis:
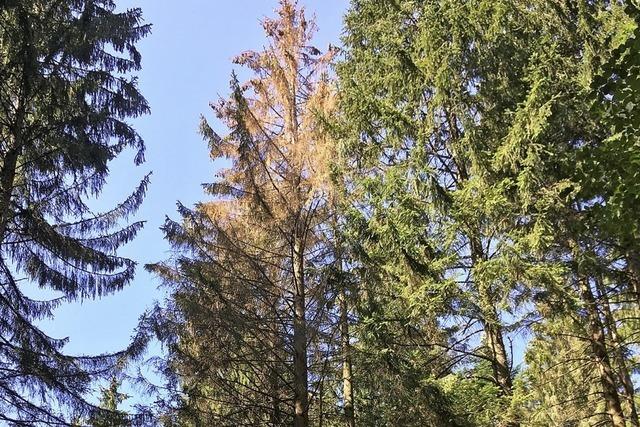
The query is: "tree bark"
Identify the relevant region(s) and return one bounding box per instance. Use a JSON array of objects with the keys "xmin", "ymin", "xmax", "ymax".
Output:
[
  {"xmin": 470, "ymin": 237, "xmax": 513, "ymax": 397},
  {"xmin": 292, "ymin": 234, "xmax": 309, "ymax": 427},
  {"xmin": 626, "ymin": 248, "xmax": 640, "ymax": 307},
  {"xmin": 578, "ymin": 278, "xmax": 626, "ymax": 427},
  {"xmin": 0, "ymin": 146, "xmax": 20, "ymax": 241},
  {"xmin": 339, "ymin": 286, "xmax": 355, "ymax": 427},
  {"xmin": 0, "ymin": 7, "xmax": 30, "ymax": 242},
  {"xmin": 596, "ymin": 276, "xmax": 640, "ymax": 427},
  {"xmin": 483, "ymin": 312, "xmax": 513, "ymax": 395}
]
